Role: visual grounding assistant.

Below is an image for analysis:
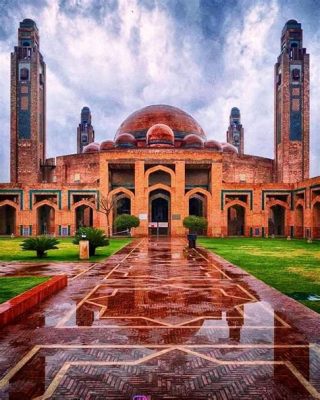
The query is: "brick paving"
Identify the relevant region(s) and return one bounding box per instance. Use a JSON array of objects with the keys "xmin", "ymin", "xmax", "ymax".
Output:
[{"xmin": 0, "ymin": 238, "xmax": 319, "ymax": 399}]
